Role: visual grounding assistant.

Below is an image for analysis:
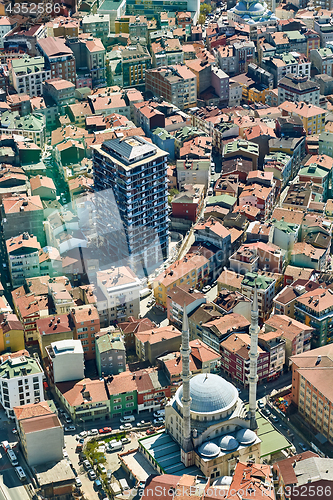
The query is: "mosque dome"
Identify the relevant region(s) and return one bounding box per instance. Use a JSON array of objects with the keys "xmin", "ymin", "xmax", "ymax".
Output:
[
  {"xmin": 198, "ymin": 441, "xmax": 220, "ymax": 458},
  {"xmin": 236, "ymin": 428, "xmax": 257, "ymax": 445},
  {"xmin": 219, "ymin": 435, "xmax": 239, "ymax": 451},
  {"xmin": 248, "ymin": 2, "xmax": 265, "ymax": 12},
  {"xmin": 234, "ymin": 1, "xmax": 247, "ymax": 11},
  {"xmin": 176, "ymin": 373, "xmax": 238, "ymax": 414}
]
